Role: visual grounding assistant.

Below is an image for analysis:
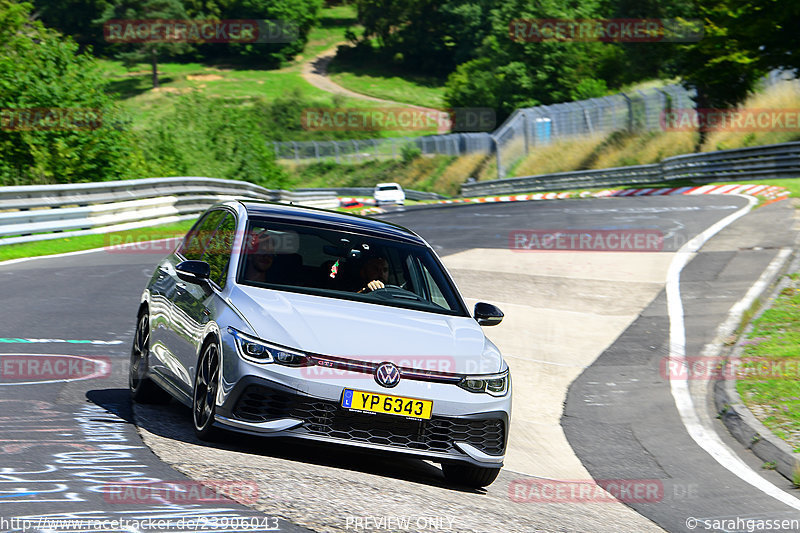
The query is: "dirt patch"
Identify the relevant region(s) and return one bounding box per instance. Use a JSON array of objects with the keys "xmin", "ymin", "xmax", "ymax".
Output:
[
  {"xmin": 151, "ymin": 87, "xmax": 192, "ymax": 94},
  {"xmin": 187, "ymin": 74, "xmax": 224, "ymax": 81}
]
